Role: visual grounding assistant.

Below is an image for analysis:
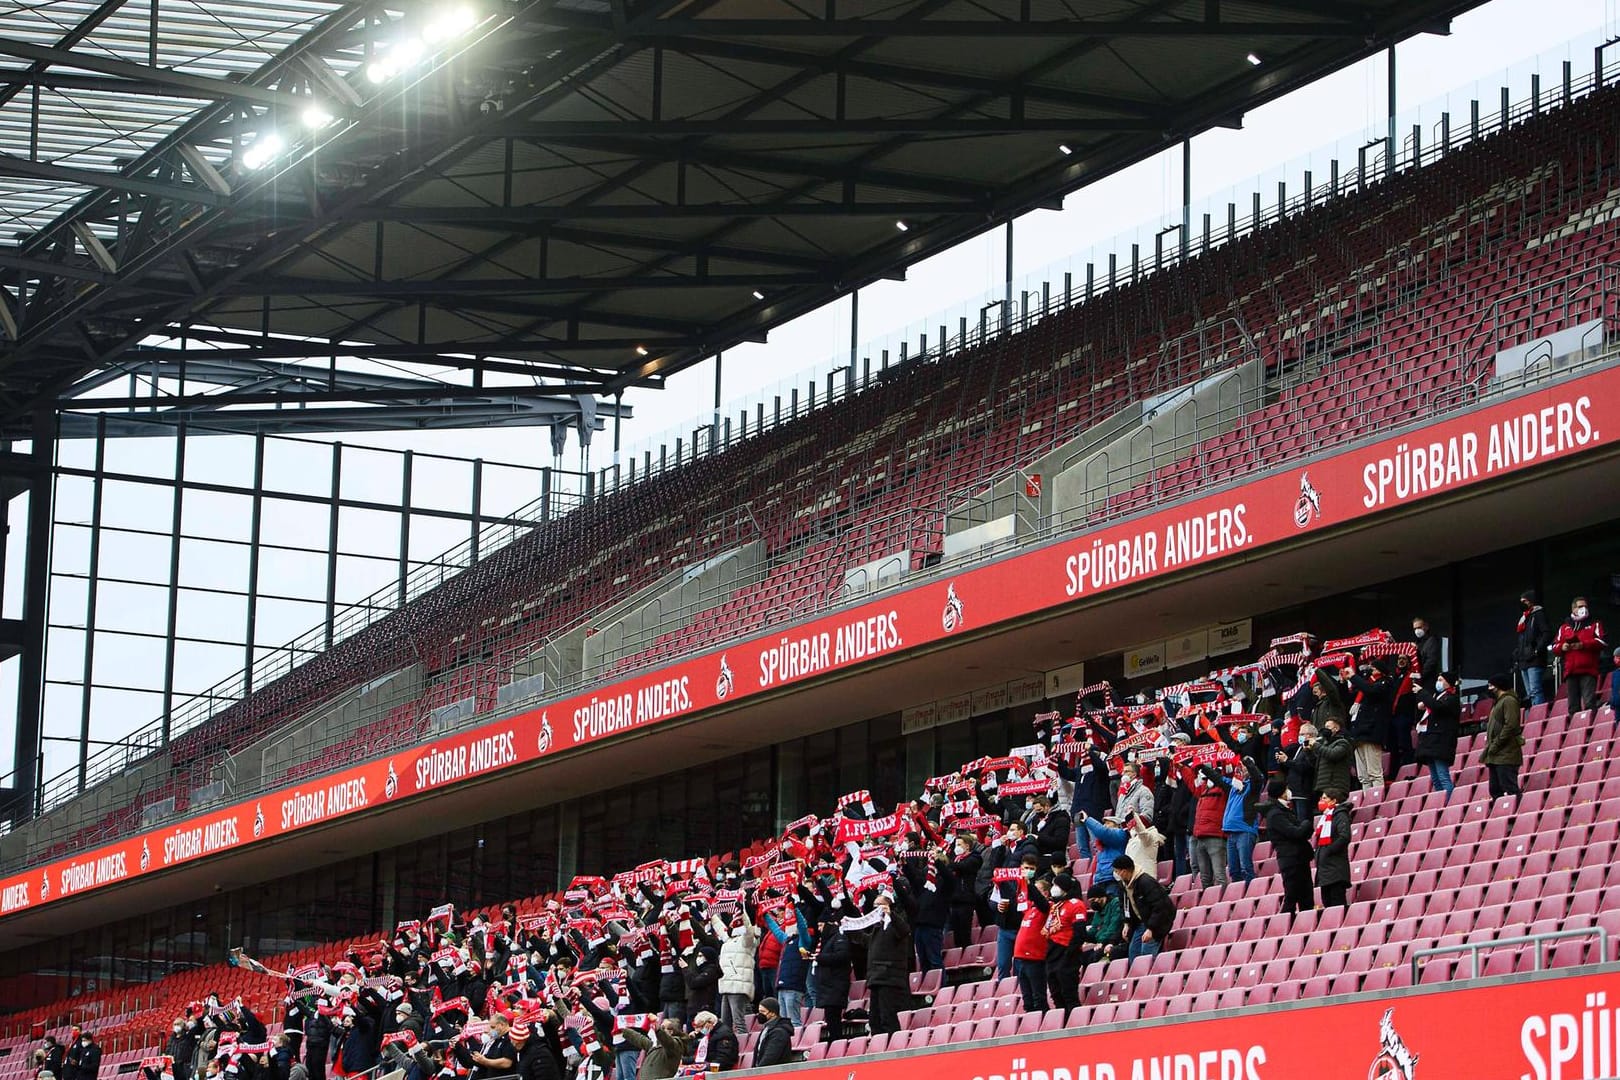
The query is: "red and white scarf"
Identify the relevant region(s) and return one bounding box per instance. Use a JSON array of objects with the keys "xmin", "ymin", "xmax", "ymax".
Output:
[{"xmin": 1315, "ymin": 806, "xmax": 1336, "ymax": 848}]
